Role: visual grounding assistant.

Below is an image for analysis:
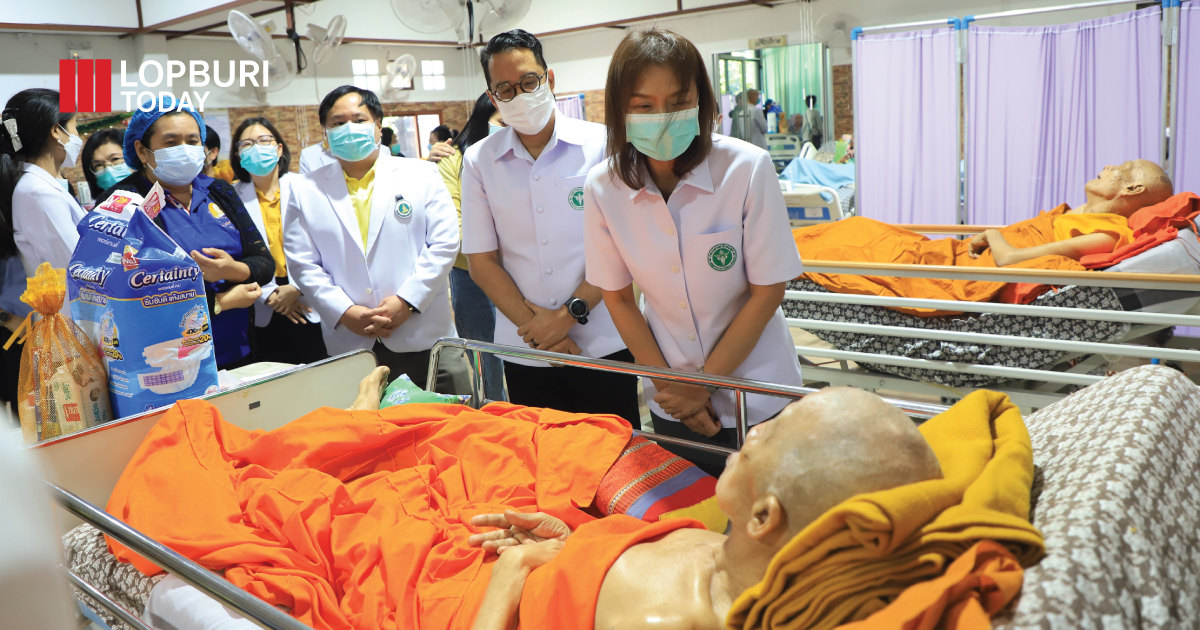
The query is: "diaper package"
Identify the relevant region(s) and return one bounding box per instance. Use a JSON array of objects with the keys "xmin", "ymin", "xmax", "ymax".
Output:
[
  {"xmin": 69, "ymin": 191, "xmax": 219, "ymax": 418},
  {"xmin": 12, "ymin": 263, "xmax": 112, "ymax": 444}
]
